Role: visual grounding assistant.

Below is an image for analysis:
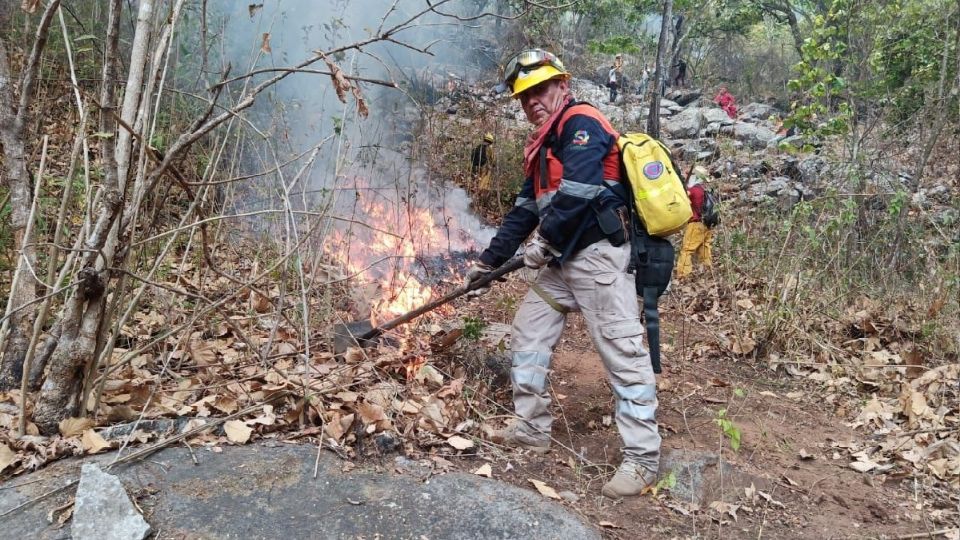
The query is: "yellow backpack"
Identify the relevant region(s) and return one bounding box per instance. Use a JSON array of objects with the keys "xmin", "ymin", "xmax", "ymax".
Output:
[{"xmin": 617, "ymin": 133, "xmax": 692, "ymax": 237}]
